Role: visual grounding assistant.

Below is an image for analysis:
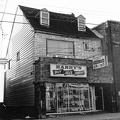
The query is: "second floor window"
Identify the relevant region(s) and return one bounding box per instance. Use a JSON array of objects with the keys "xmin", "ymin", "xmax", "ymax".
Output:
[
  {"xmin": 8, "ymin": 60, "xmax": 12, "ymax": 69},
  {"xmin": 47, "ymin": 39, "xmax": 74, "ymax": 57},
  {"xmin": 17, "ymin": 51, "xmax": 20, "ymax": 61},
  {"xmin": 83, "ymin": 42, "xmax": 94, "ymax": 51}
]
